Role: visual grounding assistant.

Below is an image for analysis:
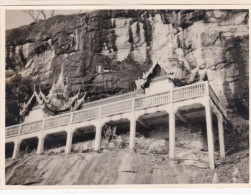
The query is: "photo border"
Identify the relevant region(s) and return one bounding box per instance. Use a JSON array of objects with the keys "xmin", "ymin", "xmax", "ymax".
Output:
[{"xmin": 0, "ymin": 2, "xmax": 250, "ymax": 191}]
